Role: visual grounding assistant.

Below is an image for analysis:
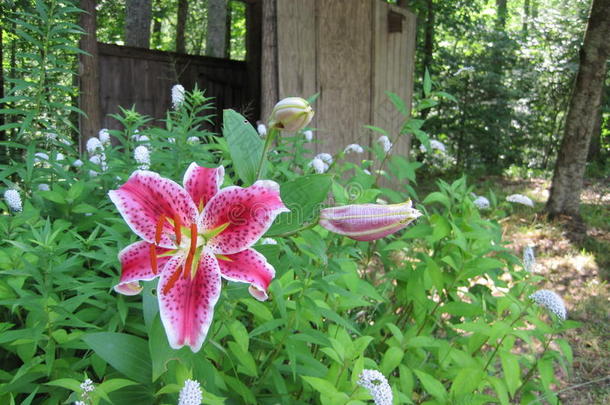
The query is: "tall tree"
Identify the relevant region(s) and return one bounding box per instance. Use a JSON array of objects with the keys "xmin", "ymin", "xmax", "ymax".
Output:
[
  {"xmin": 176, "ymin": 0, "xmax": 188, "ymax": 53},
  {"xmin": 206, "ymin": 0, "xmax": 228, "ymax": 57},
  {"xmin": 78, "ymin": 0, "xmax": 102, "ymax": 154},
  {"xmin": 125, "ymin": 0, "xmax": 152, "ymax": 48},
  {"xmin": 420, "ymin": 0, "xmax": 434, "ymax": 119},
  {"xmin": 546, "ymin": 0, "xmax": 610, "ymax": 218}
]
